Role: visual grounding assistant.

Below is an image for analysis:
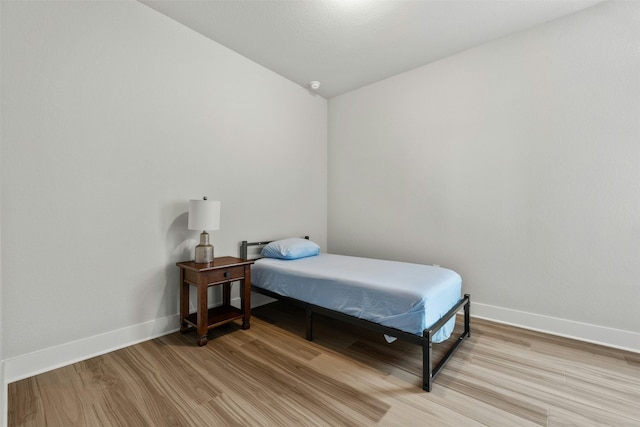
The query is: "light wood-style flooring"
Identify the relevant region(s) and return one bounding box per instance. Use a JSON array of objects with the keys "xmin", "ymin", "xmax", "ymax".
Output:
[{"xmin": 8, "ymin": 301, "xmax": 640, "ymax": 426}]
